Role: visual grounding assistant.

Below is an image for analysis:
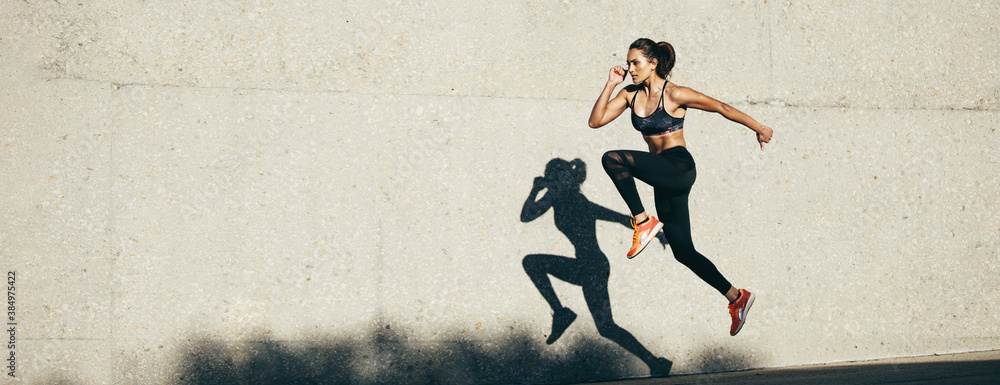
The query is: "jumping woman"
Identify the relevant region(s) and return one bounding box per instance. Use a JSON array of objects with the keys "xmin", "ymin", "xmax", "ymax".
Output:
[{"xmin": 588, "ymin": 38, "xmax": 773, "ymax": 336}]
